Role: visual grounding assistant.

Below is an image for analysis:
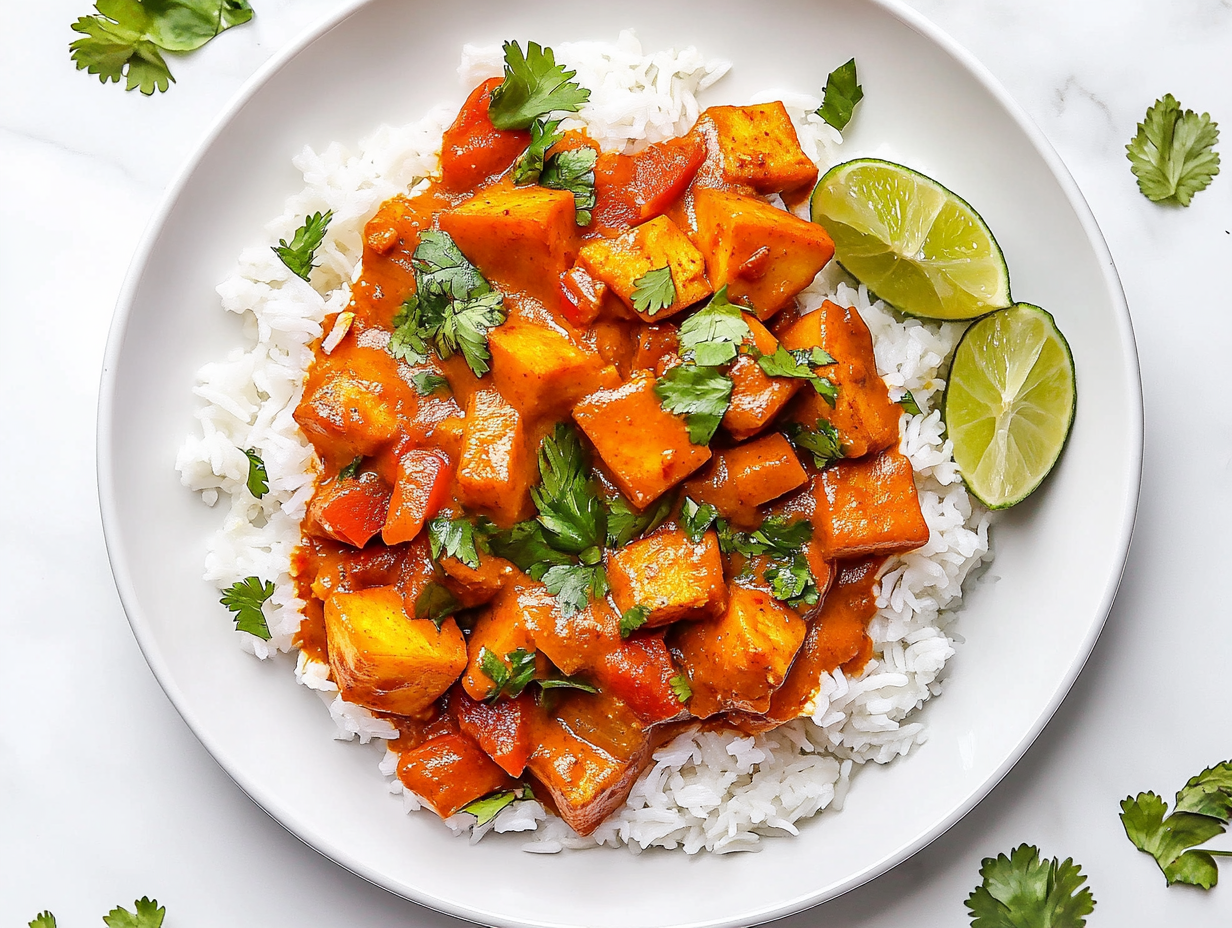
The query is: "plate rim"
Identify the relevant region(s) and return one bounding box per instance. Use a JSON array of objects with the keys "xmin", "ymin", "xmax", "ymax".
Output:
[{"xmin": 96, "ymin": 1, "xmax": 1144, "ymax": 925}]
